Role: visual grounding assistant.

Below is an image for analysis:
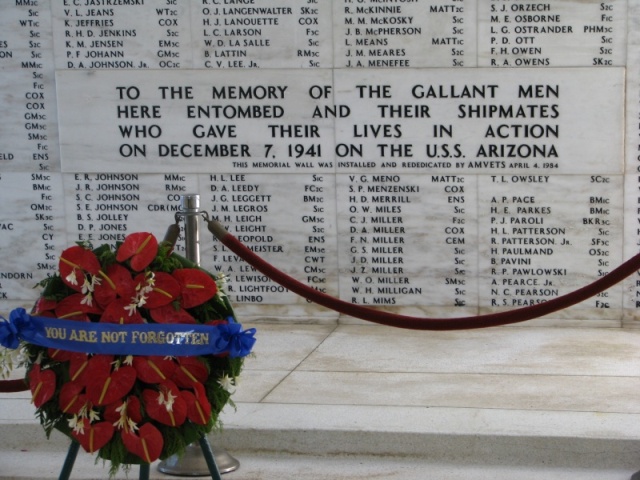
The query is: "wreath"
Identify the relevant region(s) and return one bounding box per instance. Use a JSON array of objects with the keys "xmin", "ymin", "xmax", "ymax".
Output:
[{"xmin": 0, "ymin": 232, "xmax": 255, "ymax": 475}]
